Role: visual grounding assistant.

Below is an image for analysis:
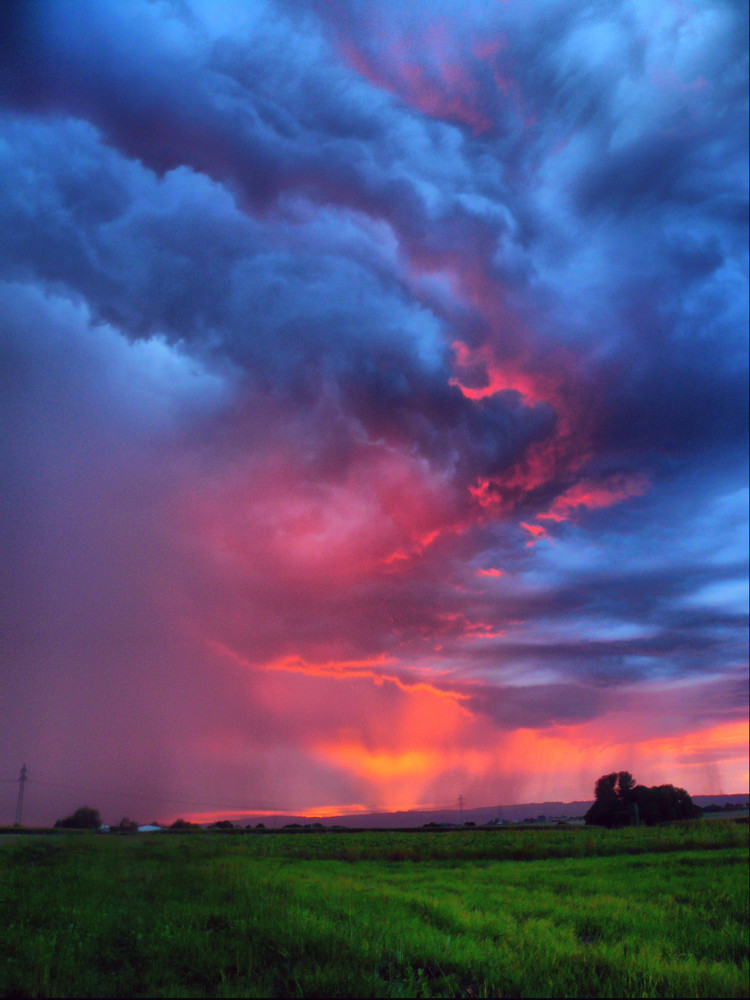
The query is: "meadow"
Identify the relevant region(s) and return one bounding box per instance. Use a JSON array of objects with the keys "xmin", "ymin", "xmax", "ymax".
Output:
[{"xmin": 1, "ymin": 822, "xmax": 747, "ymax": 998}]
